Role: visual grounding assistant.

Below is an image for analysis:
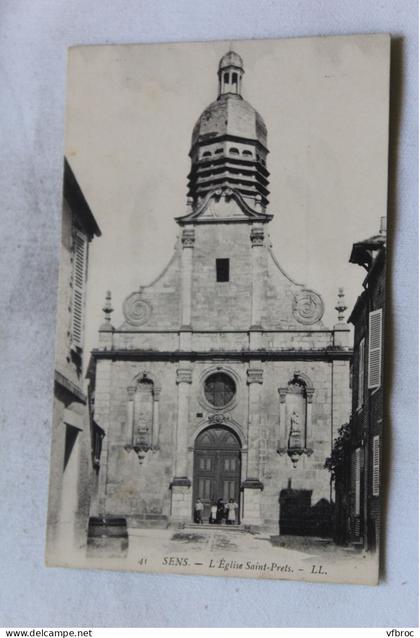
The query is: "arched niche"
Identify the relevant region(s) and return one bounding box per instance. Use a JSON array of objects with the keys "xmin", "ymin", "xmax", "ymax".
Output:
[
  {"xmin": 277, "ymin": 372, "xmax": 315, "ymax": 466},
  {"xmin": 126, "ymin": 372, "xmax": 161, "ymax": 454}
]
